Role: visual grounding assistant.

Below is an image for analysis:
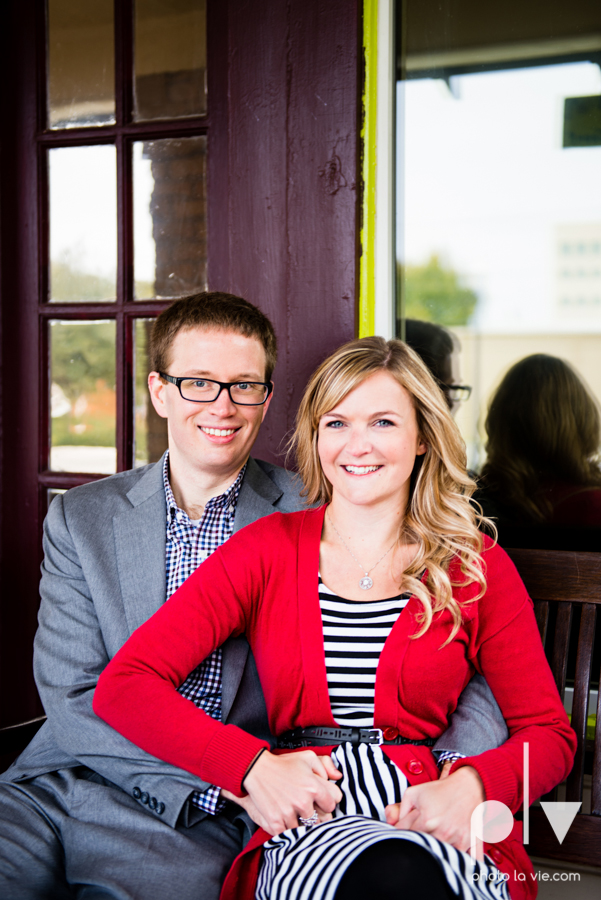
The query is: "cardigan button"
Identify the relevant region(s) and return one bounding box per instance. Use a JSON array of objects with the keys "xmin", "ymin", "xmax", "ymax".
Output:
[
  {"xmin": 383, "ymin": 726, "xmax": 399, "ymax": 741},
  {"xmin": 407, "ymin": 759, "xmax": 423, "ymax": 775},
  {"xmin": 490, "ymin": 848, "xmax": 502, "ymax": 864}
]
